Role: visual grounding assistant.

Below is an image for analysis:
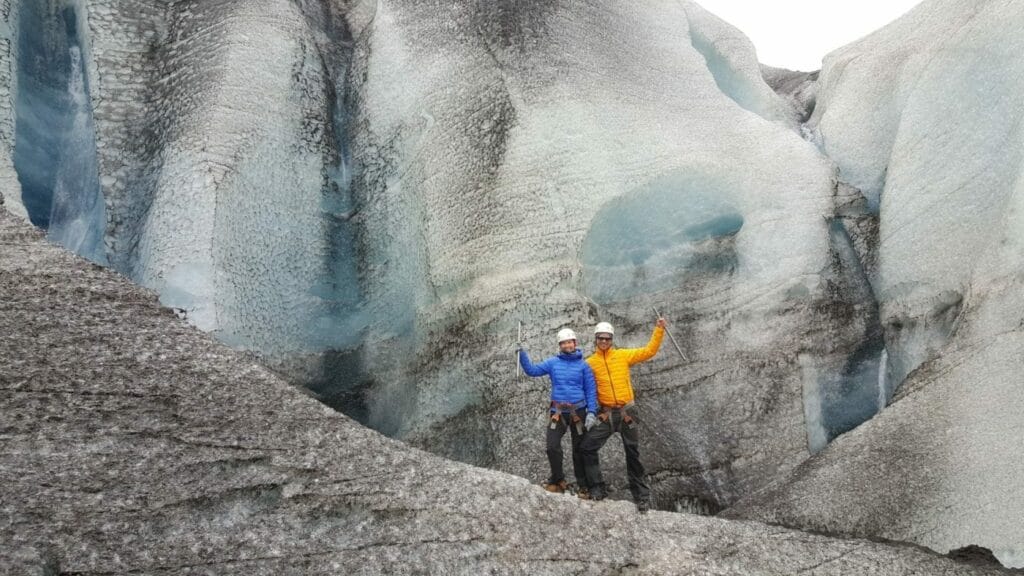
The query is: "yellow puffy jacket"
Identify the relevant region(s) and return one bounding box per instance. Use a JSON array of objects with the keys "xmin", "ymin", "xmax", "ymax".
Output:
[{"xmin": 586, "ymin": 326, "xmax": 664, "ymax": 408}]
